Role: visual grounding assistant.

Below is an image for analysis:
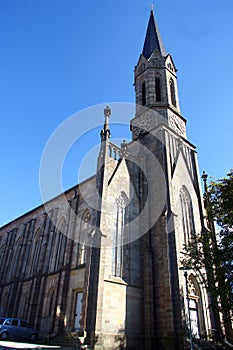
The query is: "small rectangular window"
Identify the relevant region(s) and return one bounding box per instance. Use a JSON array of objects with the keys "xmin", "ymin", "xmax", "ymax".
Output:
[
  {"xmin": 142, "ymin": 81, "xmax": 146, "ymax": 106},
  {"xmin": 155, "ymin": 77, "xmax": 161, "ymax": 102}
]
